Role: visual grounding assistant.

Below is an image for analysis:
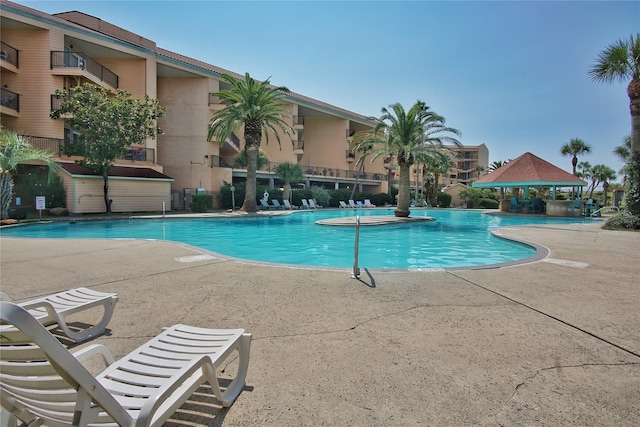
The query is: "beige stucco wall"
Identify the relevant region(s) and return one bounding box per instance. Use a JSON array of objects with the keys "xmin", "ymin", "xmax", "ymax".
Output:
[{"xmin": 64, "ymin": 173, "xmax": 172, "ymax": 214}]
